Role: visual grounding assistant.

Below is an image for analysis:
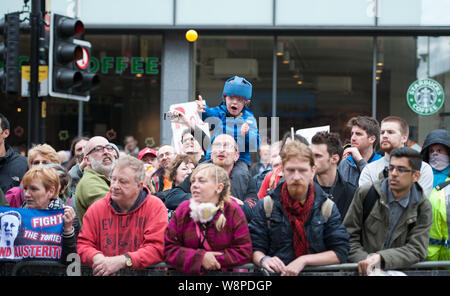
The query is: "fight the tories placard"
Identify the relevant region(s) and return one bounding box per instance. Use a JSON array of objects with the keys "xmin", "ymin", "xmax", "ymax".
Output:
[{"xmin": 0, "ymin": 207, "xmax": 64, "ymax": 261}]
